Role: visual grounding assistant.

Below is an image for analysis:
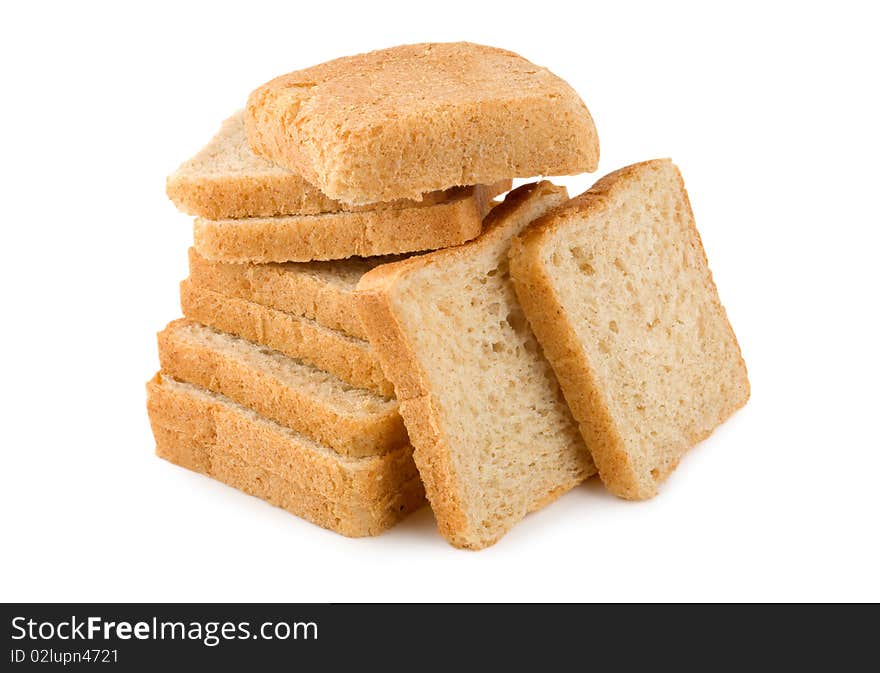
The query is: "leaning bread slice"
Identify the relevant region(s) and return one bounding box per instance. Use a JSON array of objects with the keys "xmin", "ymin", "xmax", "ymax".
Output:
[
  {"xmin": 356, "ymin": 182, "xmax": 596, "ymax": 550},
  {"xmin": 246, "ymin": 42, "xmax": 599, "ymax": 204},
  {"xmin": 147, "ymin": 374, "xmax": 424, "ymax": 537},
  {"xmin": 167, "ymin": 111, "xmax": 457, "ymax": 219},
  {"xmin": 157, "ymin": 319, "xmax": 406, "ymax": 457},
  {"xmin": 192, "ymin": 182, "xmax": 507, "ymax": 264},
  {"xmin": 509, "ymin": 159, "xmax": 750, "ymax": 500},
  {"xmin": 180, "ymin": 279, "xmax": 391, "ymax": 396},
  {"xmin": 188, "ymin": 248, "xmax": 394, "ymax": 338}
]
